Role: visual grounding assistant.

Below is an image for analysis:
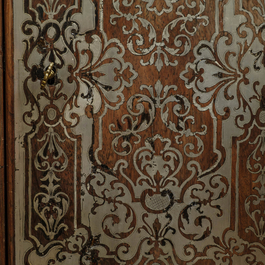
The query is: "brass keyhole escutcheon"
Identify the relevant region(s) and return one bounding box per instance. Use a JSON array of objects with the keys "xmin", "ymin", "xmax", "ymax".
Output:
[{"xmin": 41, "ymin": 62, "xmax": 55, "ymax": 89}]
